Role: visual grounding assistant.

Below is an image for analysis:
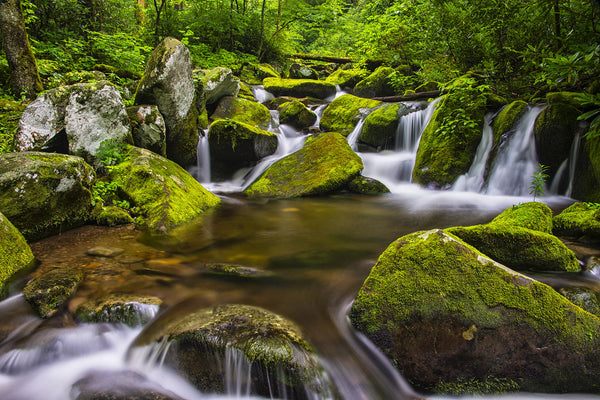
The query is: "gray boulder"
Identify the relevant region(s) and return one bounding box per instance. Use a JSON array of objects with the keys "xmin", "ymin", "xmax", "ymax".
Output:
[
  {"xmin": 199, "ymin": 67, "xmax": 241, "ymax": 105},
  {"xmin": 126, "ymin": 105, "xmax": 167, "ymax": 157},
  {"xmin": 0, "ymin": 152, "xmax": 95, "ymax": 240},
  {"xmin": 135, "ymin": 37, "xmax": 199, "ymax": 166}
]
